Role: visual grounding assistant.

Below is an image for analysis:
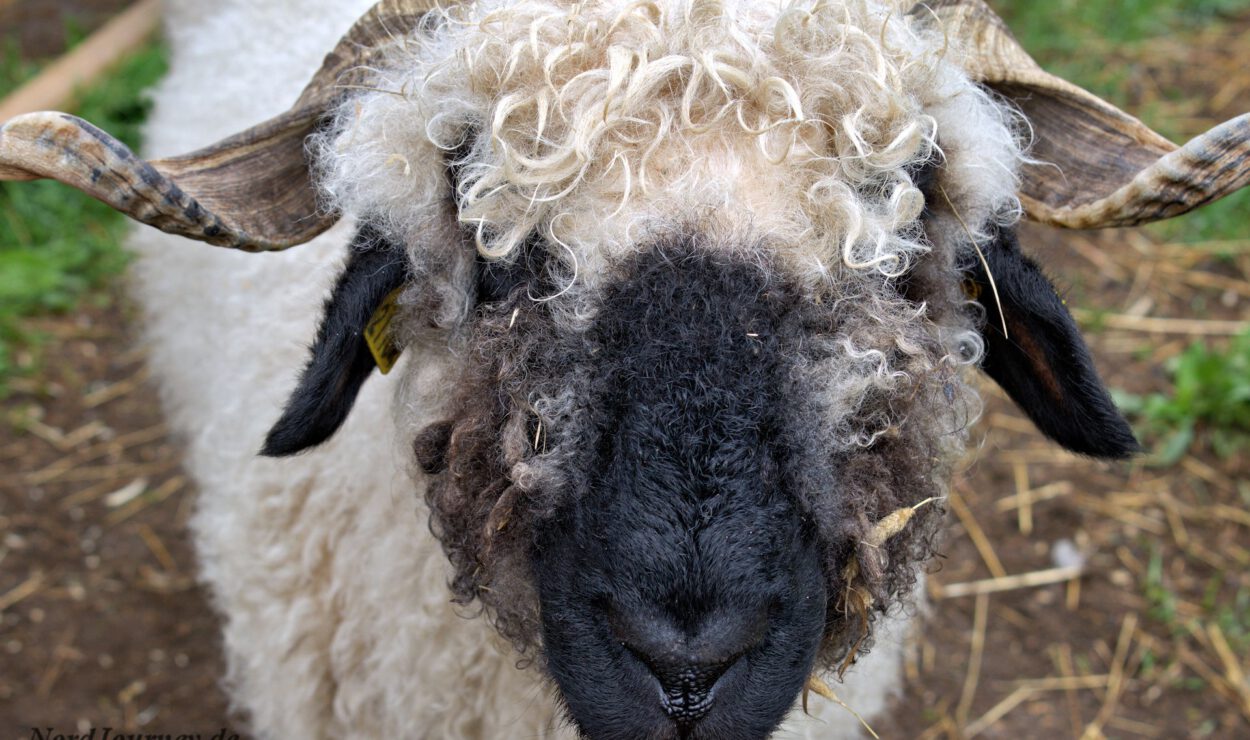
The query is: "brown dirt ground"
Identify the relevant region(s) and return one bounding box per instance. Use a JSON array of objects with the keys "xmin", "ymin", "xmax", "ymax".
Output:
[
  {"xmin": 0, "ymin": 294, "xmax": 233, "ymax": 738},
  {"xmin": 2, "ymin": 5, "xmax": 1249, "ymax": 740}
]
